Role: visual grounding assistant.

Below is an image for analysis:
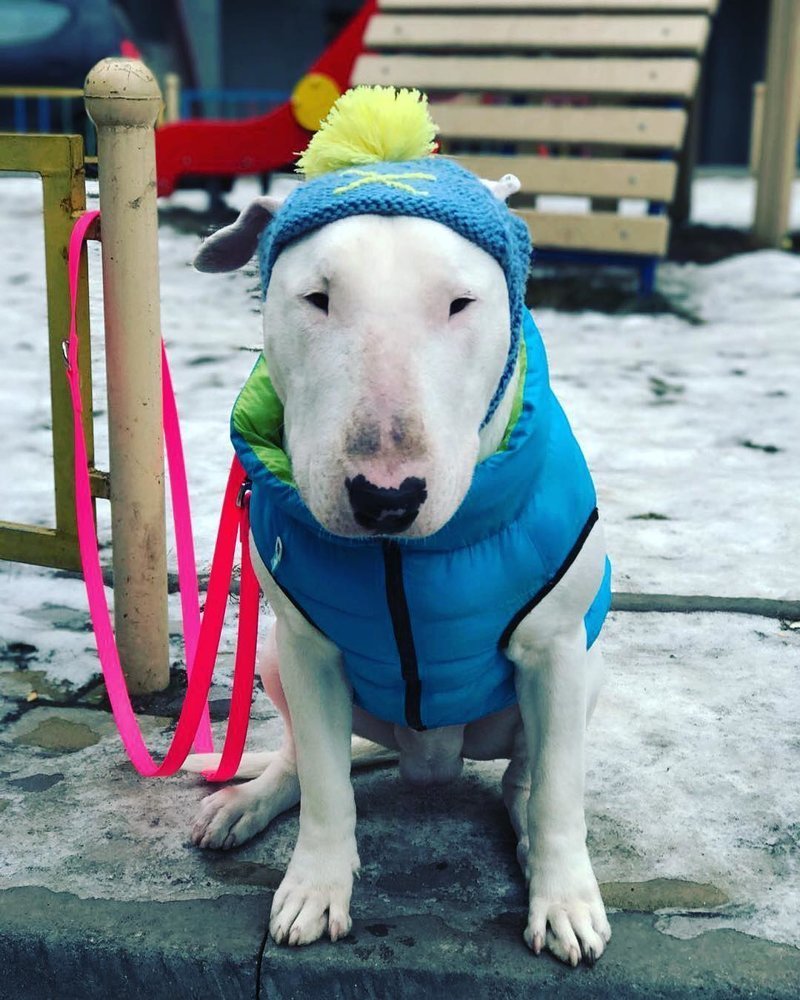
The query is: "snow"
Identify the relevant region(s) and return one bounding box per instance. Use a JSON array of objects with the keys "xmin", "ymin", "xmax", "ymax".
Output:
[
  {"xmin": 0, "ymin": 171, "xmax": 798, "ymax": 947},
  {"xmin": 3, "ymin": 173, "xmax": 798, "ymax": 602},
  {"xmin": 542, "ymin": 249, "xmax": 800, "ymax": 599},
  {"xmin": 592, "ymin": 610, "xmax": 800, "ymax": 950},
  {"xmin": 691, "ymin": 173, "xmax": 800, "ymax": 231}
]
